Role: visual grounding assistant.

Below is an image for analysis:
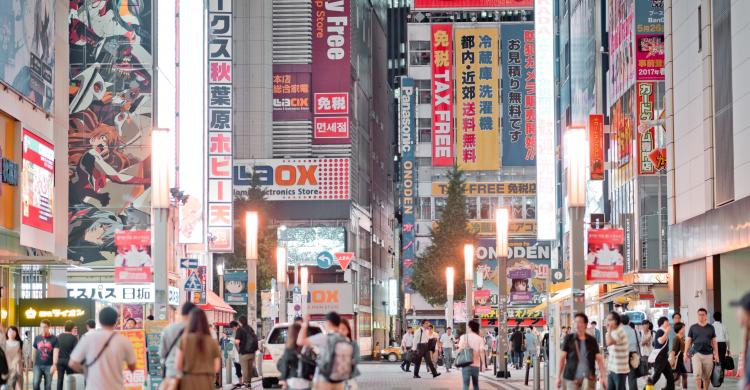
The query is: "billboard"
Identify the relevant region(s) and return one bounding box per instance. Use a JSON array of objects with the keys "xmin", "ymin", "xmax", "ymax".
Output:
[
  {"xmin": 501, "ymin": 23, "xmax": 536, "ymax": 166},
  {"xmin": 307, "ymin": 283, "xmax": 354, "ymax": 315},
  {"xmin": 455, "ymin": 27, "xmax": 500, "ymax": 171},
  {"xmin": 636, "ymin": 34, "xmax": 664, "ymax": 81},
  {"xmin": 637, "ymin": 82, "xmax": 657, "ymax": 174},
  {"xmin": 414, "ymin": 0, "xmax": 533, "ymax": 9},
  {"xmin": 589, "ymin": 114, "xmax": 605, "ymax": 180},
  {"xmin": 20, "ymin": 128, "xmax": 54, "ymax": 252},
  {"xmin": 474, "ymin": 239, "xmax": 551, "ymax": 306},
  {"xmin": 400, "ymin": 78, "xmax": 416, "ymax": 293},
  {"xmin": 586, "ymin": 228, "xmax": 625, "ymax": 282},
  {"xmin": 635, "ymin": 0, "xmax": 665, "ymax": 35},
  {"xmin": 114, "ymin": 230, "xmax": 153, "ymax": 283},
  {"xmin": 224, "ymin": 271, "xmax": 248, "ymax": 305},
  {"xmin": 535, "ymin": 0, "xmax": 556, "ymax": 240},
  {"xmin": 67, "ymin": 283, "xmax": 154, "ymax": 304},
  {"xmin": 234, "ymin": 158, "xmax": 350, "ymax": 201},
  {"xmin": 430, "ymin": 24, "xmax": 454, "ymax": 166},
  {"xmin": 0, "ymin": 0, "xmax": 54, "ymax": 112},
  {"xmin": 273, "ymin": 65, "xmax": 312, "ymax": 120},
  {"xmin": 68, "ymin": 1, "xmax": 153, "ymax": 264},
  {"xmin": 608, "ymin": 0, "xmax": 635, "ymax": 103},
  {"xmin": 432, "ymin": 182, "xmax": 535, "ymax": 196},
  {"xmin": 277, "ymin": 227, "xmax": 346, "ymax": 266},
  {"xmin": 312, "ymin": 0, "xmax": 350, "ymax": 144}
]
